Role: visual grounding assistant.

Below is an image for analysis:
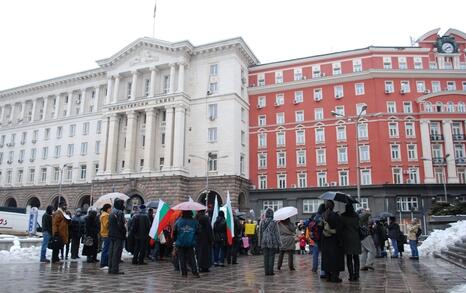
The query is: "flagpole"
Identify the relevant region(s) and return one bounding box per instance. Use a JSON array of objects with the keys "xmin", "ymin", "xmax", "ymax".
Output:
[{"xmin": 152, "ymin": 0, "xmax": 157, "ymax": 38}]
